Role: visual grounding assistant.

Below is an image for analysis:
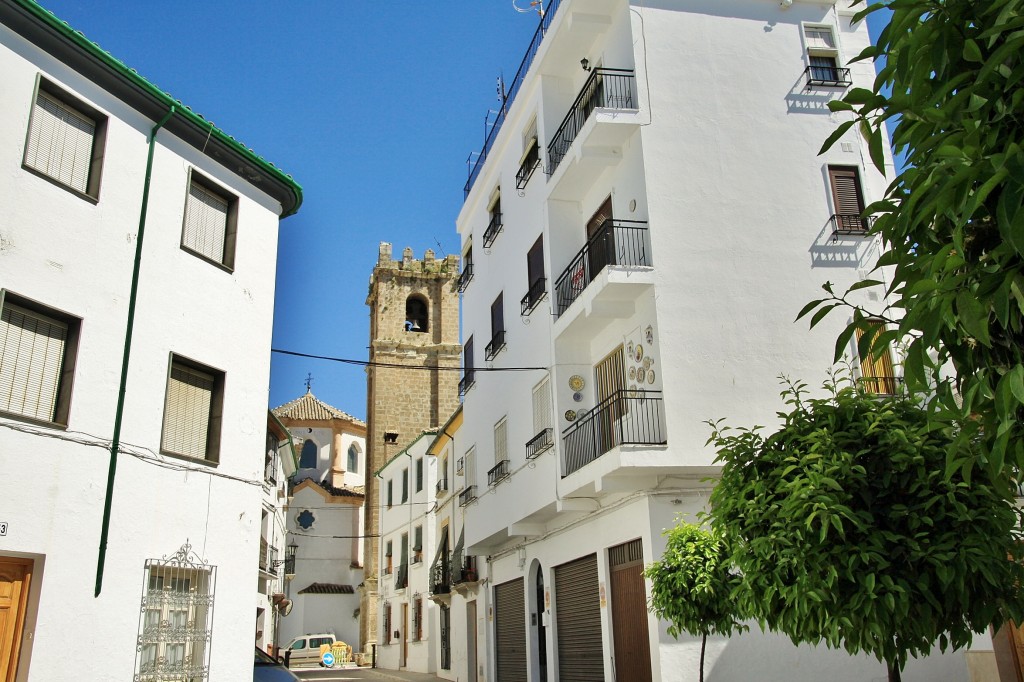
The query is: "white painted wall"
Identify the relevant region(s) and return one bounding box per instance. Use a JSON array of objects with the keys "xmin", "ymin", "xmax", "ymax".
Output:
[{"xmin": 0, "ymin": 22, "xmax": 287, "ymax": 682}]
